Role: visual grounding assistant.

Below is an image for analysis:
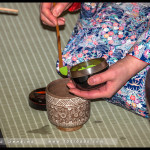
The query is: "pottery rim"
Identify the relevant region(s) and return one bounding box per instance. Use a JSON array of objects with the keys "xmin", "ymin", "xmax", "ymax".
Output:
[
  {"xmin": 46, "ymin": 78, "xmax": 78, "ymax": 99},
  {"xmin": 70, "ymin": 57, "xmax": 109, "ymax": 78}
]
